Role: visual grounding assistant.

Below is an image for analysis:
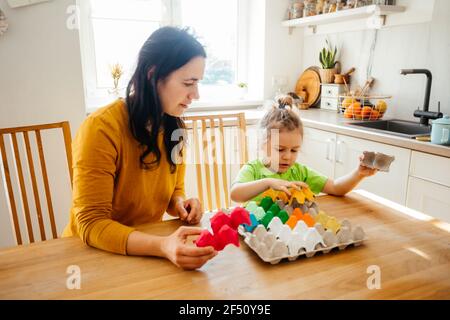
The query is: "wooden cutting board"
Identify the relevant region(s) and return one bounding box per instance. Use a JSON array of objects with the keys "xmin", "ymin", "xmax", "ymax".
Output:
[{"xmin": 295, "ymin": 67, "xmax": 321, "ymax": 107}]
